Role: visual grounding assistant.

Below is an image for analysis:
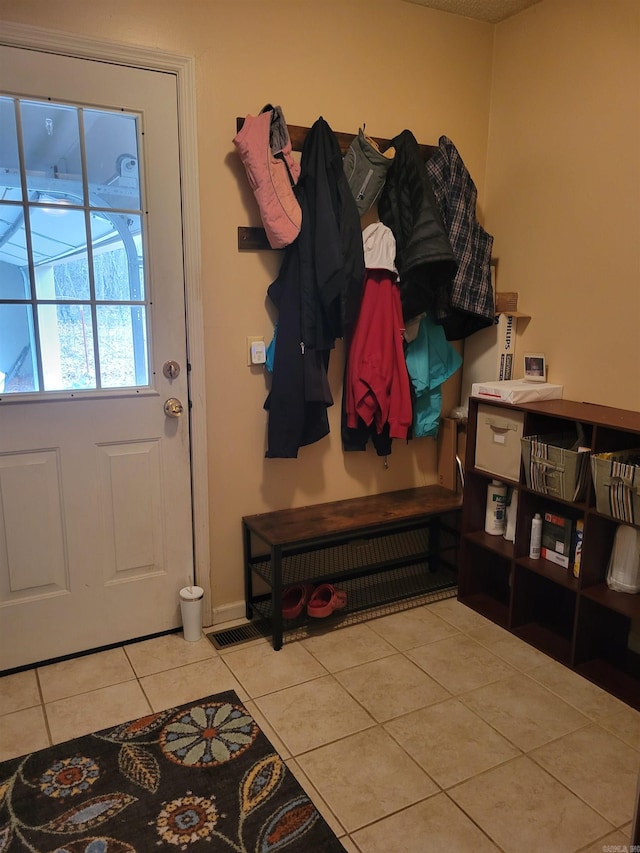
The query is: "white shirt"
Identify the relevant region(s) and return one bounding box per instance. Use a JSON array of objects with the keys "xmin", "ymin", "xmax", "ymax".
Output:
[{"xmin": 362, "ymin": 222, "xmax": 398, "ymax": 275}]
